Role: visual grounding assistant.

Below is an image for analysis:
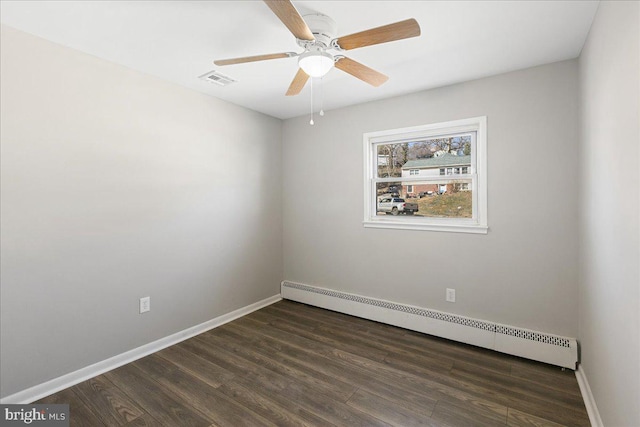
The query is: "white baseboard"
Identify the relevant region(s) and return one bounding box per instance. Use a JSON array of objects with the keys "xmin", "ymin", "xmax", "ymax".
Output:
[
  {"xmin": 575, "ymin": 365, "xmax": 604, "ymax": 427},
  {"xmin": 0, "ymin": 294, "xmax": 281, "ymax": 404},
  {"xmin": 281, "ymin": 280, "xmax": 578, "ymax": 369}
]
